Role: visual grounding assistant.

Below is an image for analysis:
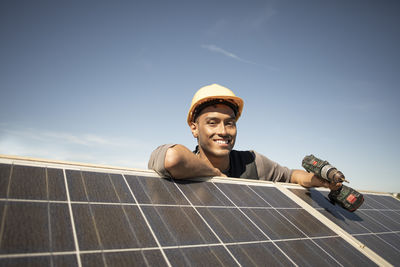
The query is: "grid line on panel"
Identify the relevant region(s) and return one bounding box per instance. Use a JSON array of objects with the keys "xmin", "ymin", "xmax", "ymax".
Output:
[
  {"xmin": 353, "ymin": 231, "xmax": 400, "ymax": 237},
  {"xmin": 107, "ymin": 173, "xmax": 123, "ymax": 203},
  {"xmin": 0, "ymin": 250, "xmax": 77, "ymax": 259},
  {"xmin": 62, "ymin": 168, "xmax": 82, "ymax": 267},
  {"xmin": 171, "ymin": 180, "xmax": 242, "ymax": 267},
  {"xmin": 0, "ymin": 233, "xmax": 349, "ymax": 260},
  {"xmin": 245, "ymin": 185, "xmax": 344, "ymax": 266},
  {"xmin": 0, "ymin": 198, "xmax": 309, "ymax": 210},
  {"xmin": 45, "ymin": 167, "xmax": 54, "ymax": 267},
  {"xmin": 4, "ymin": 164, "xmax": 13, "ymax": 198},
  {"xmin": 0, "ymin": 198, "xmax": 67, "ymax": 204},
  {"xmin": 121, "ymin": 174, "xmax": 171, "ymax": 267}
]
